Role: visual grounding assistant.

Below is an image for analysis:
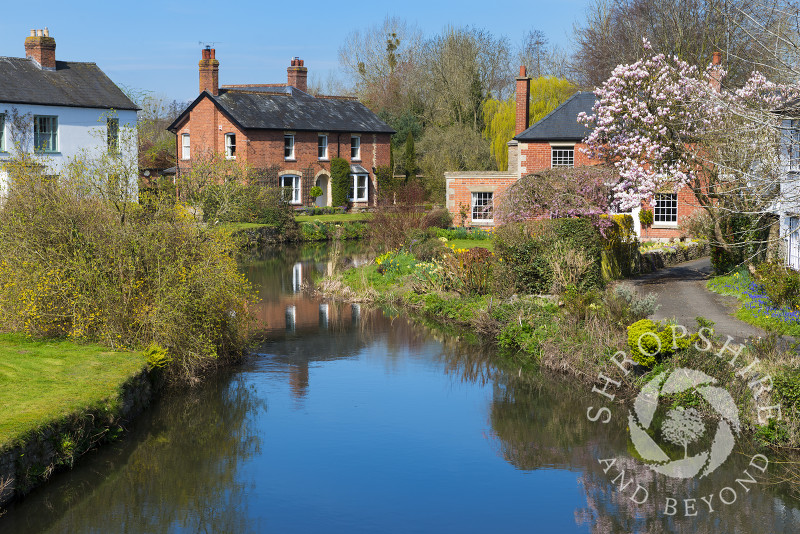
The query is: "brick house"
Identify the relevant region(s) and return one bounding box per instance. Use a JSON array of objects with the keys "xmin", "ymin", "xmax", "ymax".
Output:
[
  {"xmin": 168, "ymin": 49, "xmax": 394, "ymax": 208},
  {"xmin": 446, "ymin": 67, "xmax": 703, "ymax": 239},
  {"xmin": 0, "ymin": 28, "xmax": 139, "ymax": 197}
]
